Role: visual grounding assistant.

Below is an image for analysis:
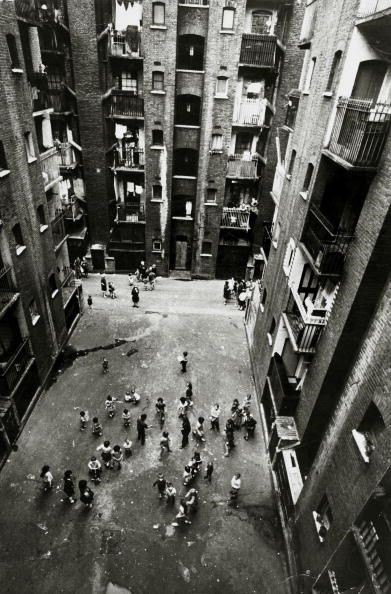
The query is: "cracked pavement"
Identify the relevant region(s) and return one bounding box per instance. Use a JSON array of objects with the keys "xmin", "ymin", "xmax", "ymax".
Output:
[{"xmin": 0, "ymin": 276, "xmax": 288, "ymax": 594}]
